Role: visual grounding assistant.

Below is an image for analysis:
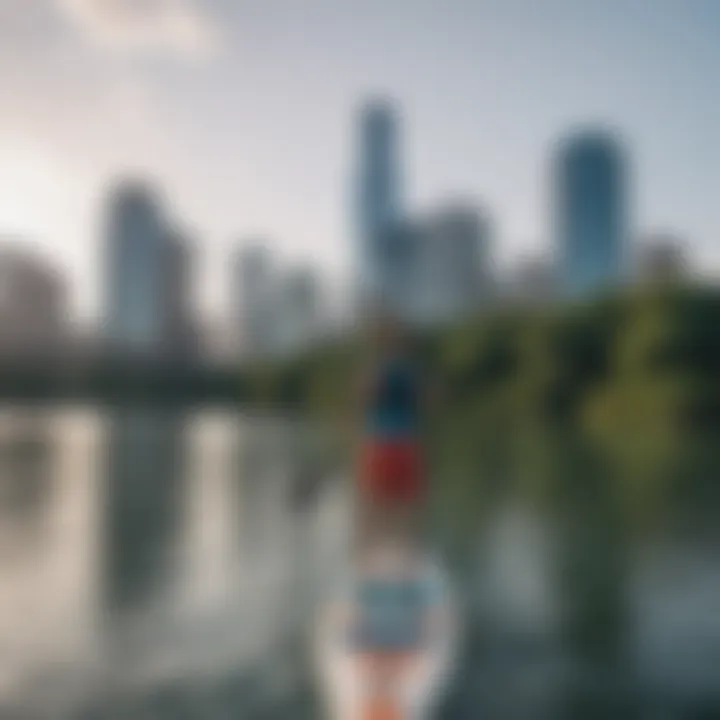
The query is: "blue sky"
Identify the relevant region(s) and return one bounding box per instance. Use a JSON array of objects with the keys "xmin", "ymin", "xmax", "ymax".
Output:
[{"xmin": 0, "ymin": 0, "xmax": 717, "ymax": 320}]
